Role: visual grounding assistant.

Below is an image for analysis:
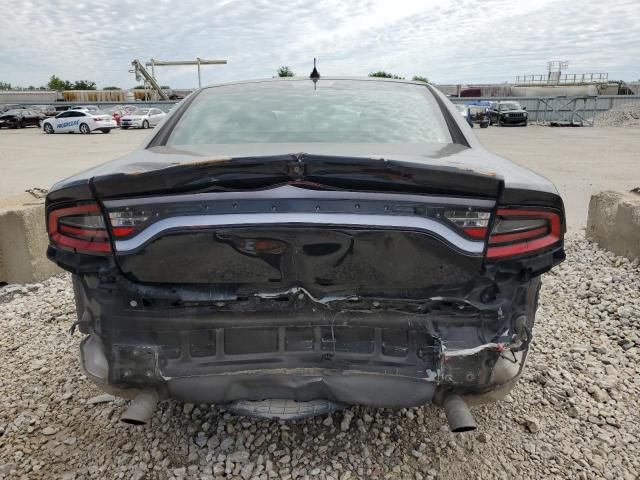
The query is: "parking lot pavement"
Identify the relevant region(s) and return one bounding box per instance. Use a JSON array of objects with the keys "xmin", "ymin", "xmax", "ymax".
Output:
[
  {"xmin": 2, "ymin": 126, "xmax": 639, "ymax": 229},
  {"xmin": 0, "ymin": 127, "xmax": 147, "ymax": 197},
  {"xmin": 475, "ymin": 125, "xmax": 640, "ymax": 230}
]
